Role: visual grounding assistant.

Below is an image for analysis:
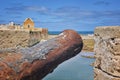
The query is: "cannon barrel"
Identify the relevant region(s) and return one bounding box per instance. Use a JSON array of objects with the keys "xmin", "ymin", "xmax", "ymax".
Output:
[{"xmin": 0, "ymin": 30, "xmax": 83, "ymax": 80}]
